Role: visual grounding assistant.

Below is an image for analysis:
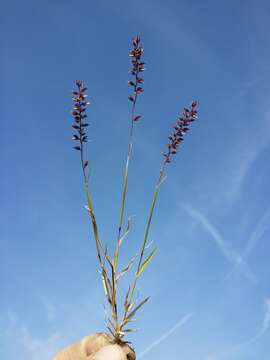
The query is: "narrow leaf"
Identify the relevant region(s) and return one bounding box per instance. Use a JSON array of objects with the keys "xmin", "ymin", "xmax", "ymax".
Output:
[
  {"xmin": 126, "ymin": 296, "xmax": 150, "ymax": 322},
  {"xmin": 137, "ymin": 247, "xmax": 157, "ymax": 277},
  {"xmin": 118, "ymin": 215, "xmax": 134, "ymax": 247},
  {"xmin": 116, "ymin": 253, "xmax": 138, "ymax": 281},
  {"xmin": 123, "ymin": 328, "xmax": 137, "ymax": 333},
  {"xmin": 124, "ymin": 286, "xmax": 131, "ymax": 308},
  {"xmin": 107, "ymin": 326, "xmax": 114, "ymax": 336},
  {"xmin": 108, "ymin": 318, "xmax": 117, "ymax": 331},
  {"xmin": 101, "ymin": 273, "xmax": 108, "ymax": 297}
]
